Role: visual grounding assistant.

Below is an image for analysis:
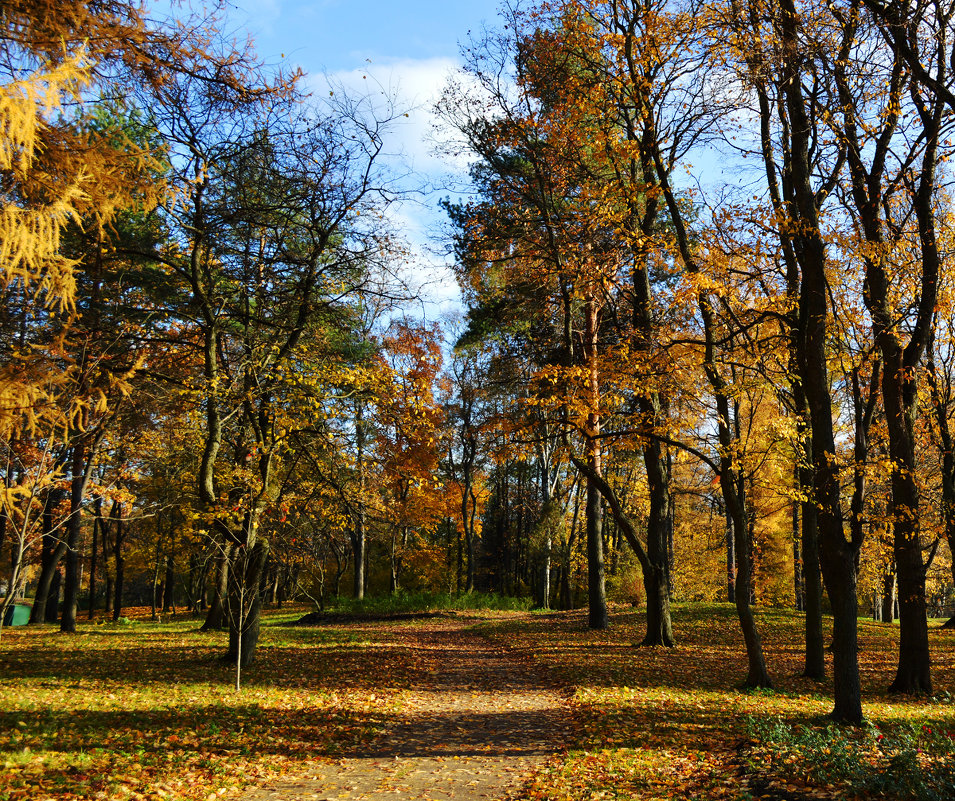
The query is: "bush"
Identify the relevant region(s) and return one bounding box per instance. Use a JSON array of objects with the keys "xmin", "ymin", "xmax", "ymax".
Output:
[{"xmin": 745, "ymin": 717, "xmax": 955, "ymax": 801}]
